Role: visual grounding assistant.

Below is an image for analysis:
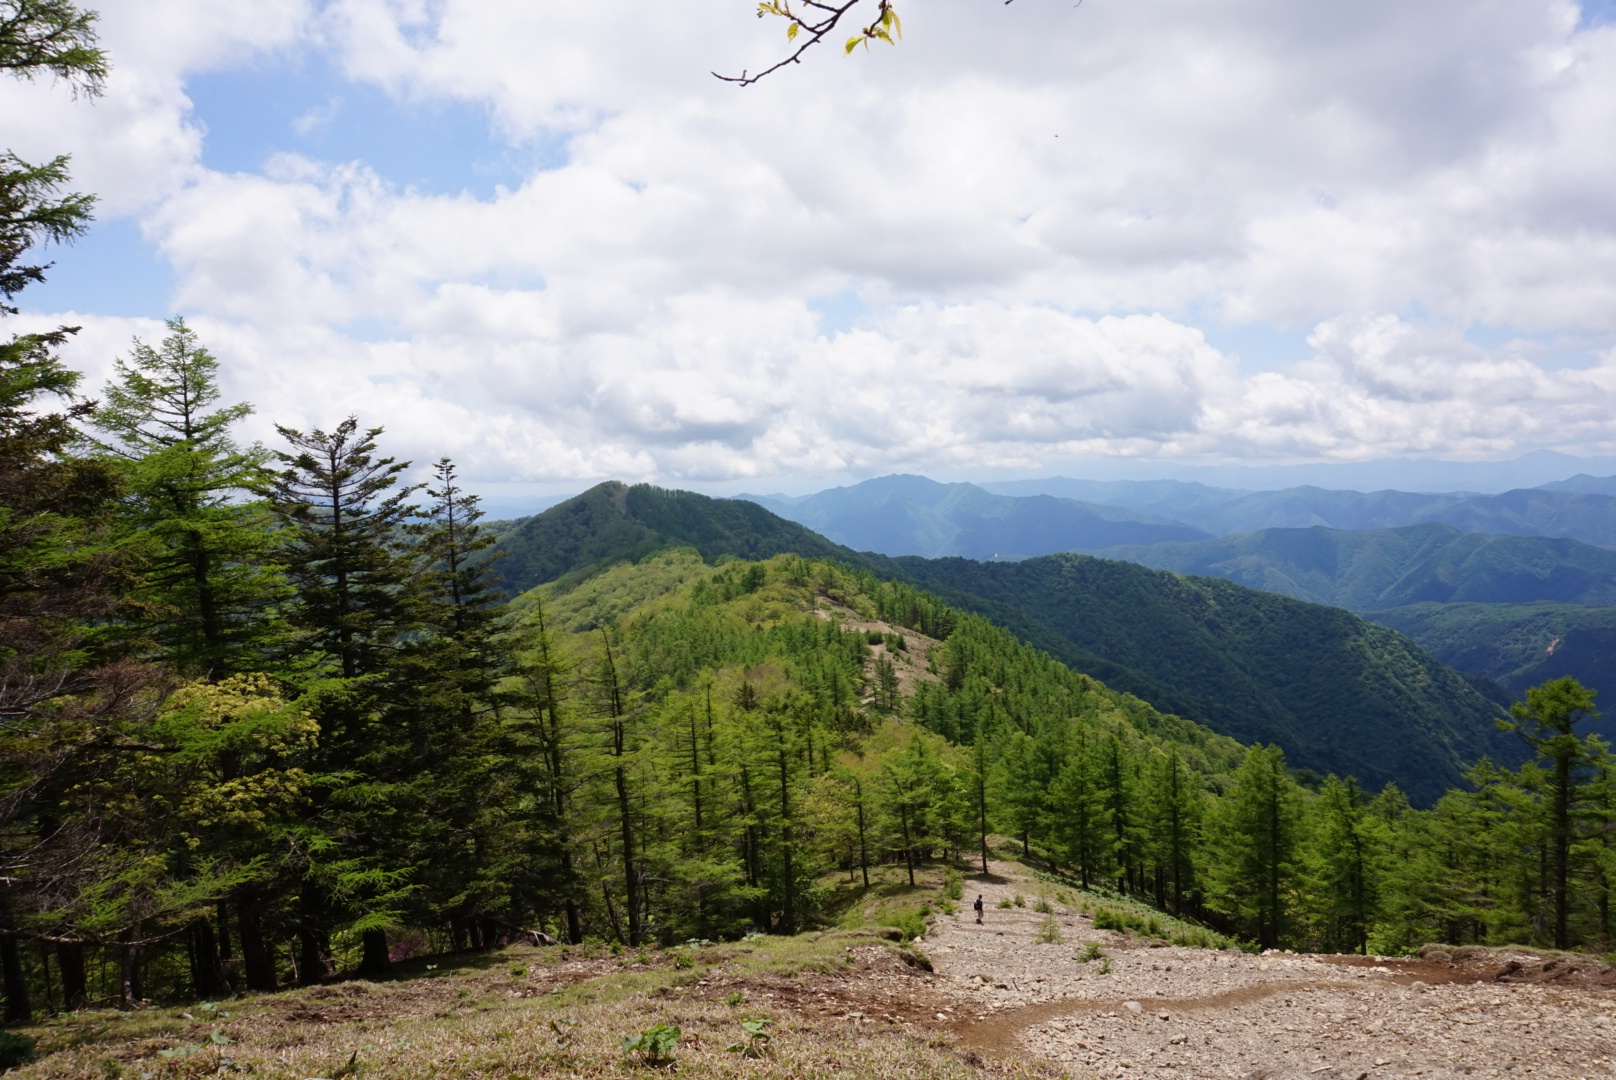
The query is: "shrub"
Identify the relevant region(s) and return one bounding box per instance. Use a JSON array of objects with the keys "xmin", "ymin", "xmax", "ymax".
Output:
[
  {"xmin": 1033, "ymin": 897, "xmax": 1054, "ymax": 914},
  {"xmin": 1092, "ymin": 907, "xmax": 1131, "ymax": 932},
  {"xmin": 1013, "ymin": 894, "xmax": 1025, "ymax": 907},
  {"xmin": 510, "ymin": 965, "xmax": 527, "ymax": 977},
  {"xmin": 725, "ymin": 991, "xmax": 746, "ymax": 1007},
  {"xmin": 1076, "ymin": 941, "xmax": 1106, "ymax": 963},
  {"xmin": 893, "ymin": 908, "xmax": 929, "ymax": 942},
  {"xmin": 1, "ymin": 1033, "xmax": 37, "ymax": 1071},
  {"xmin": 673, "ymin": 951, "xmax": 695, "ymax": 969},
  {"xmin": 996, "ymin": 897, "xmax": 1013, "ymax": 909},
  {"xmin": 944, "ymin": 868, "xmax": 963, "ymax": 900},
  {"xmin": 1035, "ymin": 918, "xmax": 1062, "ymax": 944}
]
